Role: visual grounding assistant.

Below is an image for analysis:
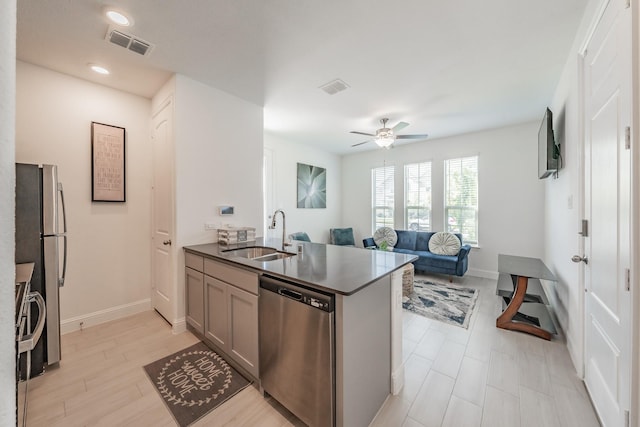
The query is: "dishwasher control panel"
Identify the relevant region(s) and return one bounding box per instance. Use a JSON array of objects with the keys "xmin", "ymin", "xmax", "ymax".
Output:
[
  {"xmin": 305, "ymin": 296, "xmax": 330, "ymax": 311},
  {"xmin": 260, "ymin": 274, "xmax": 334, "ymax": 312}
]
